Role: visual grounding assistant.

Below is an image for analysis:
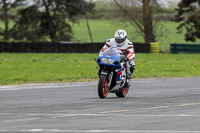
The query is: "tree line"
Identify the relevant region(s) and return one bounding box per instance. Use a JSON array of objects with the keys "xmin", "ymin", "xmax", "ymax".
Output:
[
  {"xmin": 0, "ymin": 0, "xmax": 95, "ymax": 42},
  {"xmin": 113, "ymin": 0, "xmax": 200, "ymax": 43},
  {"xmin": 0, "ymin": 0, "xmax": 200, "ymax": 43}
]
